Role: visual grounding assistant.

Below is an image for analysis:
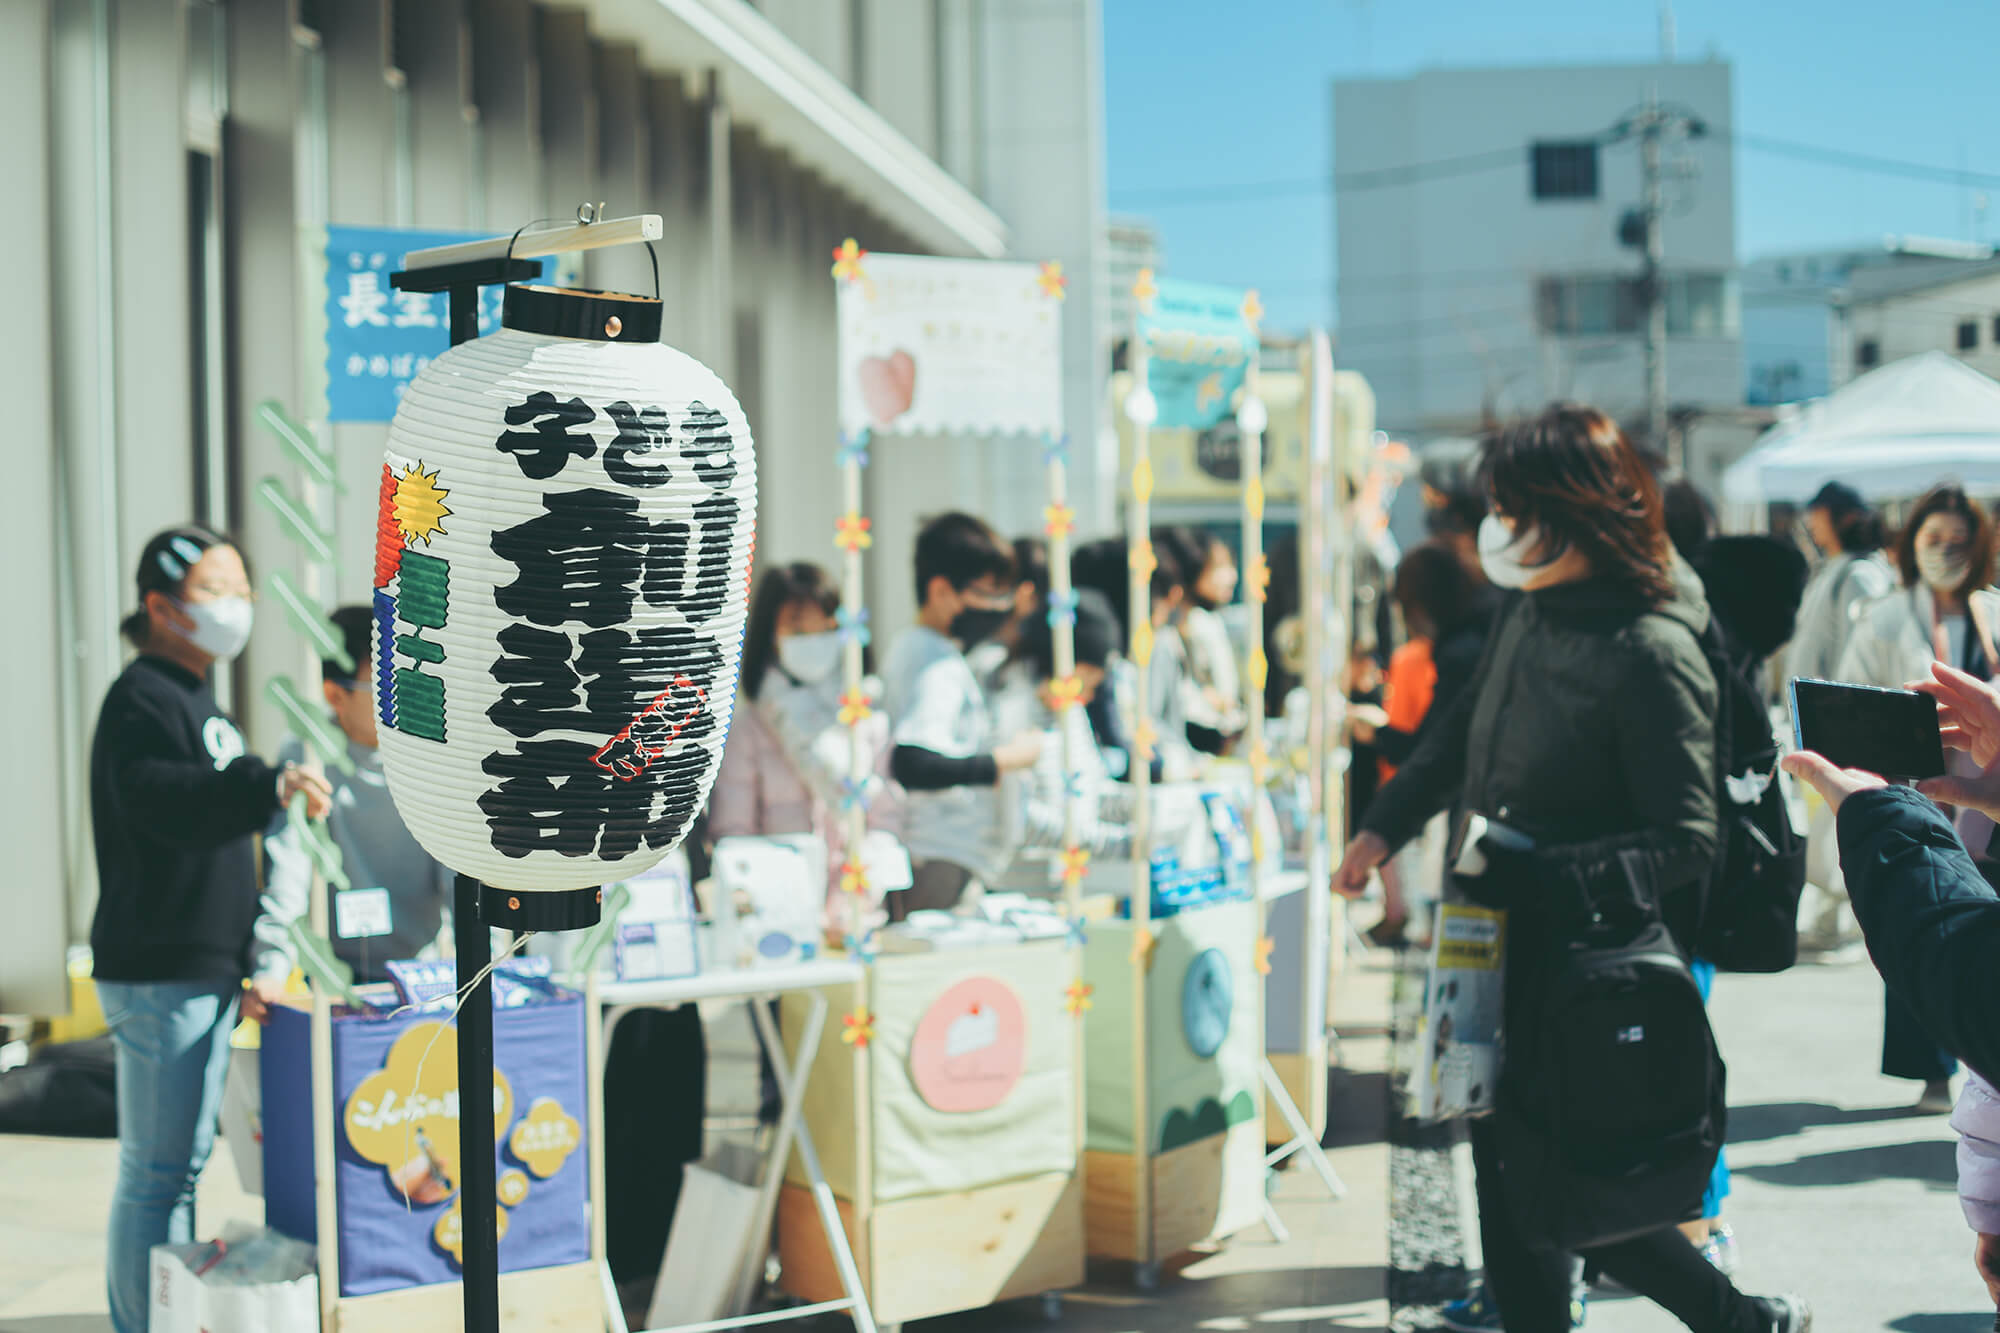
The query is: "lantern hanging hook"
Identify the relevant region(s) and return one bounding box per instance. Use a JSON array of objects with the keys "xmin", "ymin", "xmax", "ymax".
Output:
[{"xmin": 504, "ymin": 211, "xmax": 661, "ymax": 303}]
